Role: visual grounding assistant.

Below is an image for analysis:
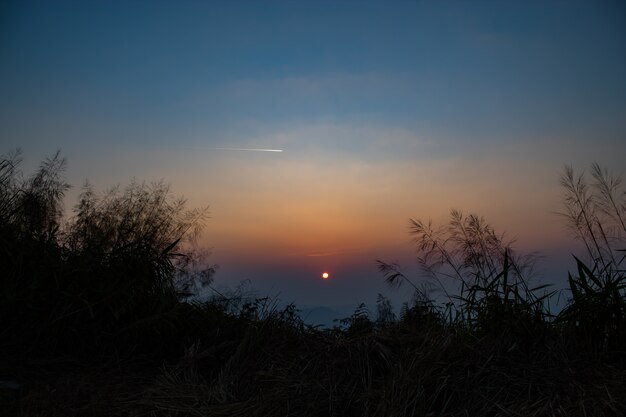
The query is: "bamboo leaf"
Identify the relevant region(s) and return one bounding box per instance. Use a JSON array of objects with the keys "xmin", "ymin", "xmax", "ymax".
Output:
[
  {"xmin": 574, "ymin": 255, "xmax": 602, "ymax": 288},
  {"xmin": 569, "ymin": 272, "xmax": 582, "ymax": 301},
  {"xmin": 160, "ymin": 237, "xmax": 181, "ymax": 257}
]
